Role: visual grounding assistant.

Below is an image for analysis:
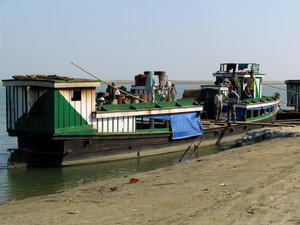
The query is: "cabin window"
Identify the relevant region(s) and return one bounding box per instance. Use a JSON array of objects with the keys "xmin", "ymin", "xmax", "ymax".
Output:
[
  {"xmin": 246, "ymin": 110, "xmax": 252, "ymax": 118},
  {"xmin": 272, "ymin": 105, "xmax": 276, "ymax": 112},
  {"xmin": 136, "ymin": 117, "xmax": 152, "ymax": 129},
  {"xmin": 215, "ymin": 78, "xmax": 223, "ymax": 85},
  {"xmin": 253, "ymin": 110, "xmax": 259, "ymax": 117},
  {"xmin": 136, "ymin": 116, "xmax": 170, "ymax": 132},
  {"xmin": 72, "ymin": 90, "xmax": 81, "ymax": 101}
]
